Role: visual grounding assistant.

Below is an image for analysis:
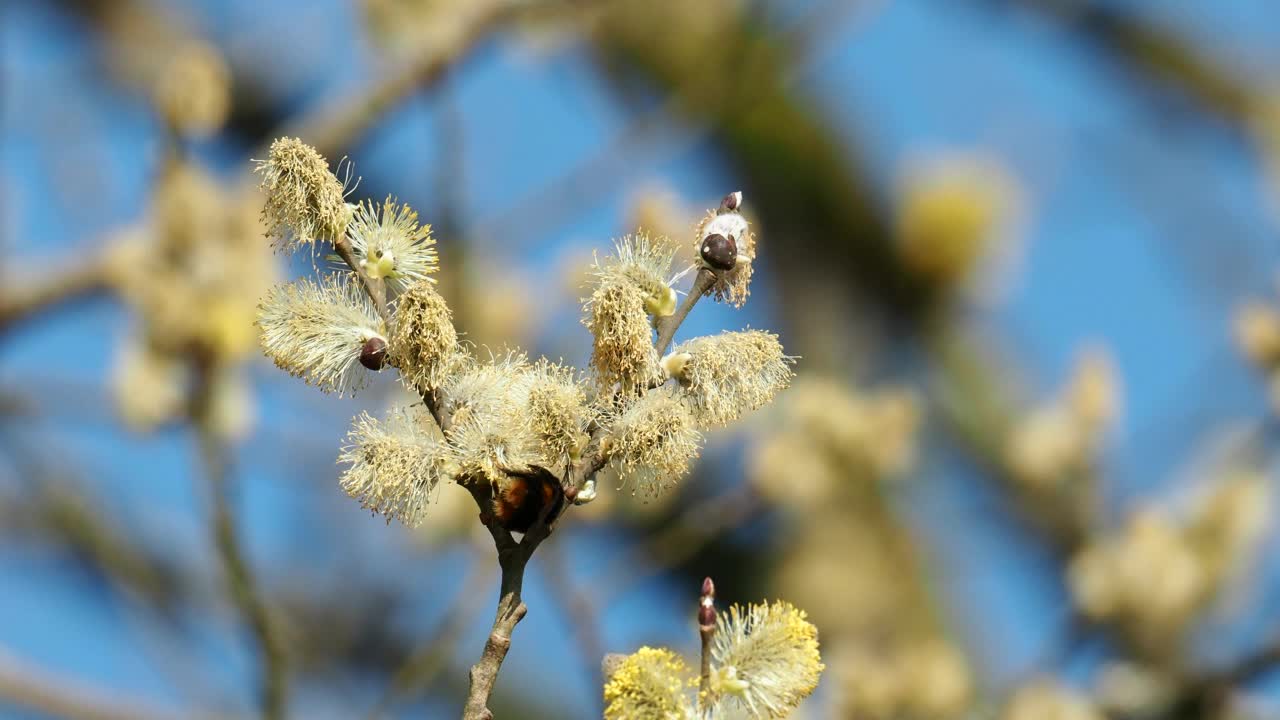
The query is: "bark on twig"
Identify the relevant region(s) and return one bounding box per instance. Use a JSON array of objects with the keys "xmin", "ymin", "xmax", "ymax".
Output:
[
  {"xmin": 655, "ymin": 268, "xmax": 717, "ymax": 356},
  {"xmin": 0, "ymin": 646, "xmax": 206, "ymax": 720},
  {"xmin": 0, "ymin": 254, "xmax": 113, "ymax": 334}
]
